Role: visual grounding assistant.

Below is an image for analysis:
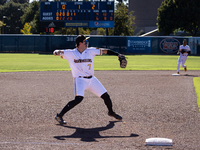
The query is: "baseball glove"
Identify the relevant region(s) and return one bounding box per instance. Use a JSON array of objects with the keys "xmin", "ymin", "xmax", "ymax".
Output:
[
  {"xmin": 118, "ymin": 54, "xmax": 127, "ymax": 68},
  {"xmin": 181, "ymin": 49, "xmax": 186, "ymax": 54}
]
